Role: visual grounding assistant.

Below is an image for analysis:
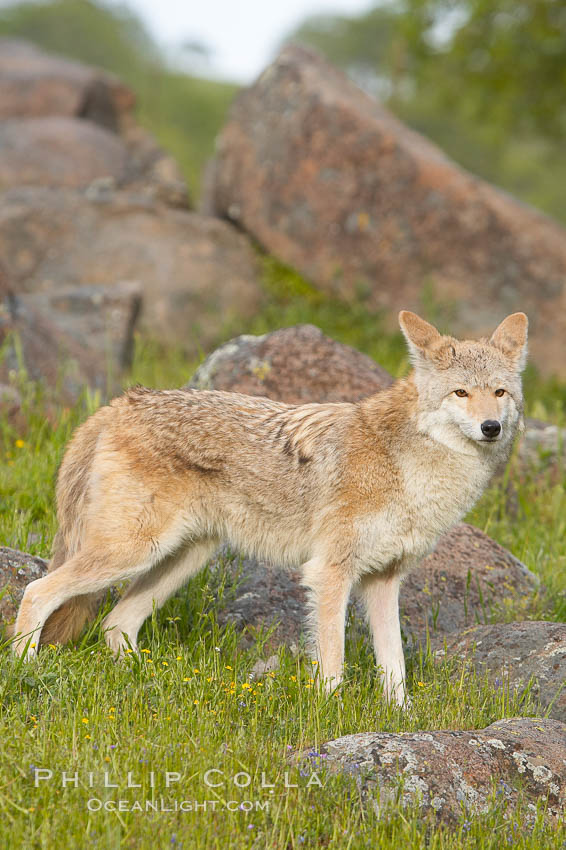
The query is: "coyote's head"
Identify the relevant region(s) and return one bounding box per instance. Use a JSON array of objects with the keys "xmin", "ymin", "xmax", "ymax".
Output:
[{"xmin": 399, "ymin": 310, "xmax": 528, "ymax": 453}]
